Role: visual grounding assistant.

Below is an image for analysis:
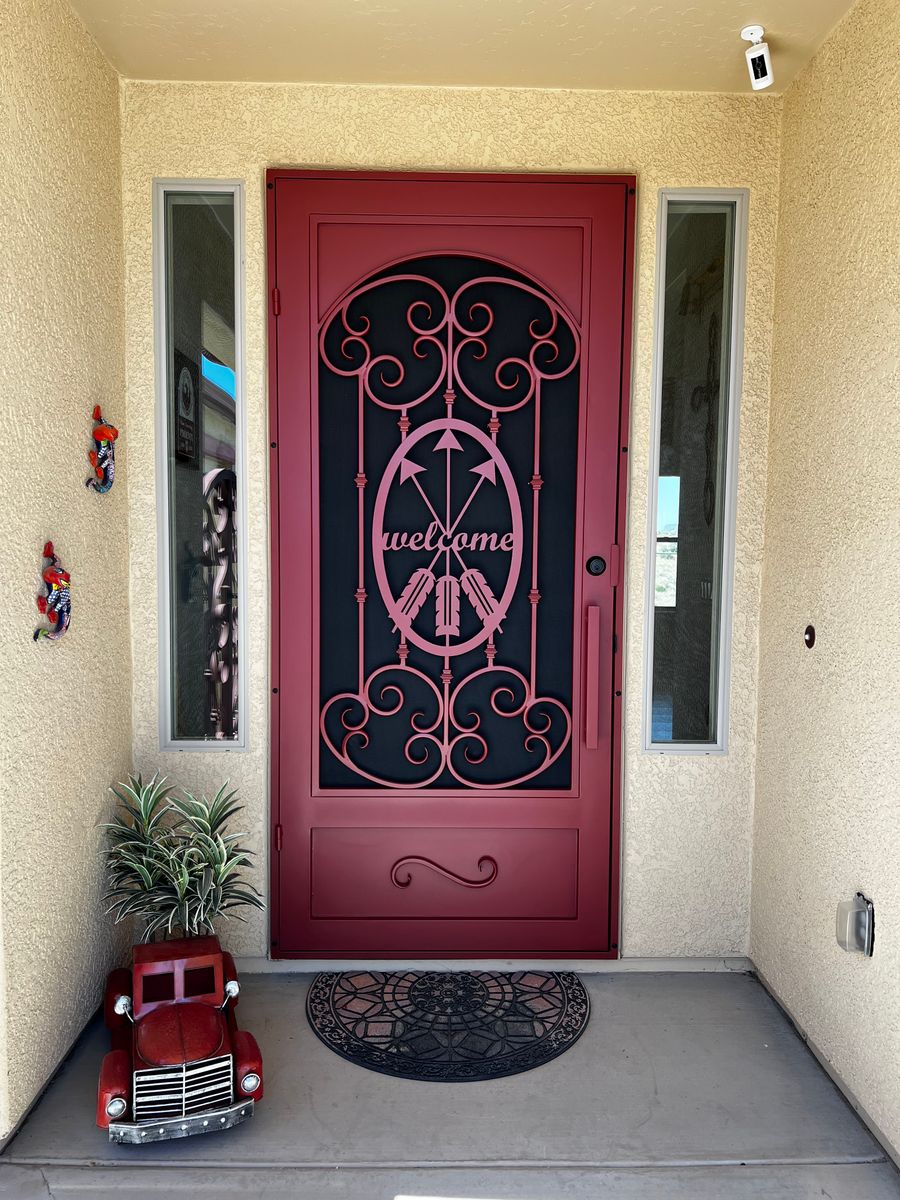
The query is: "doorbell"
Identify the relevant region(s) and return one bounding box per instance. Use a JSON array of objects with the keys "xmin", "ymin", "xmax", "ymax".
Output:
[{"xmin": 741, "ymin": 25, "xmax": 775, "ymax": 91}]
